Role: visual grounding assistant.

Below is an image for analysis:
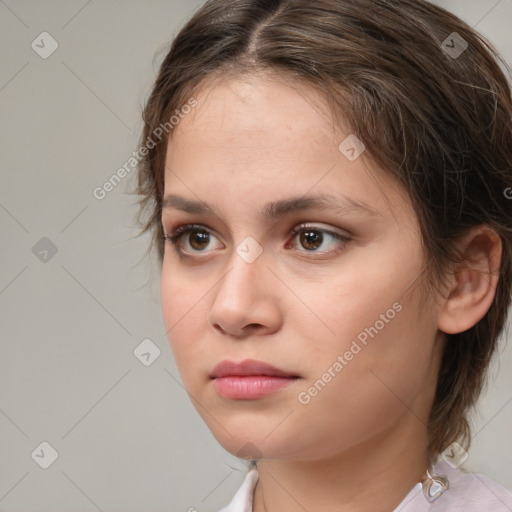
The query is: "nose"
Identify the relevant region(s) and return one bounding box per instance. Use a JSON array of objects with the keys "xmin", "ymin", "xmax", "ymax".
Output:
[{"xmin": 207, "ymin": 247, "xmax": 282, "ymax": 338}]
